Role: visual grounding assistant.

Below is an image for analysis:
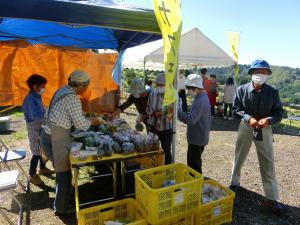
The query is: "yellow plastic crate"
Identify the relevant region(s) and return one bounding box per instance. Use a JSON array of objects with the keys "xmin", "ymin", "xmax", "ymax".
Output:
[
  {"xmin": 78, "ymin": 198, "xmax": 147, "ymax": 225},
  {"xmin": 153, "ymin": 213, "xmax": 195, "ymax": 225},
  {"xmin": 195, "ymin": 180, "xmax": 235, "ymax": 225},
  {"xmin": 135, "ymin": 163, "xmax": 203, "ymax": 224}
]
